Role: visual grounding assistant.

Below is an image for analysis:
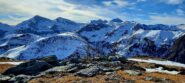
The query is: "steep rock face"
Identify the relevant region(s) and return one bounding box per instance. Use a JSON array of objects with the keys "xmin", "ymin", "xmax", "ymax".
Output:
[
  {"xmin": 168, "ymin": 34, "xmax": 185, "ymax": 63},
  {"xmin": 2, "ymin": 32, "xmax": 97, "ymax": 60}
]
